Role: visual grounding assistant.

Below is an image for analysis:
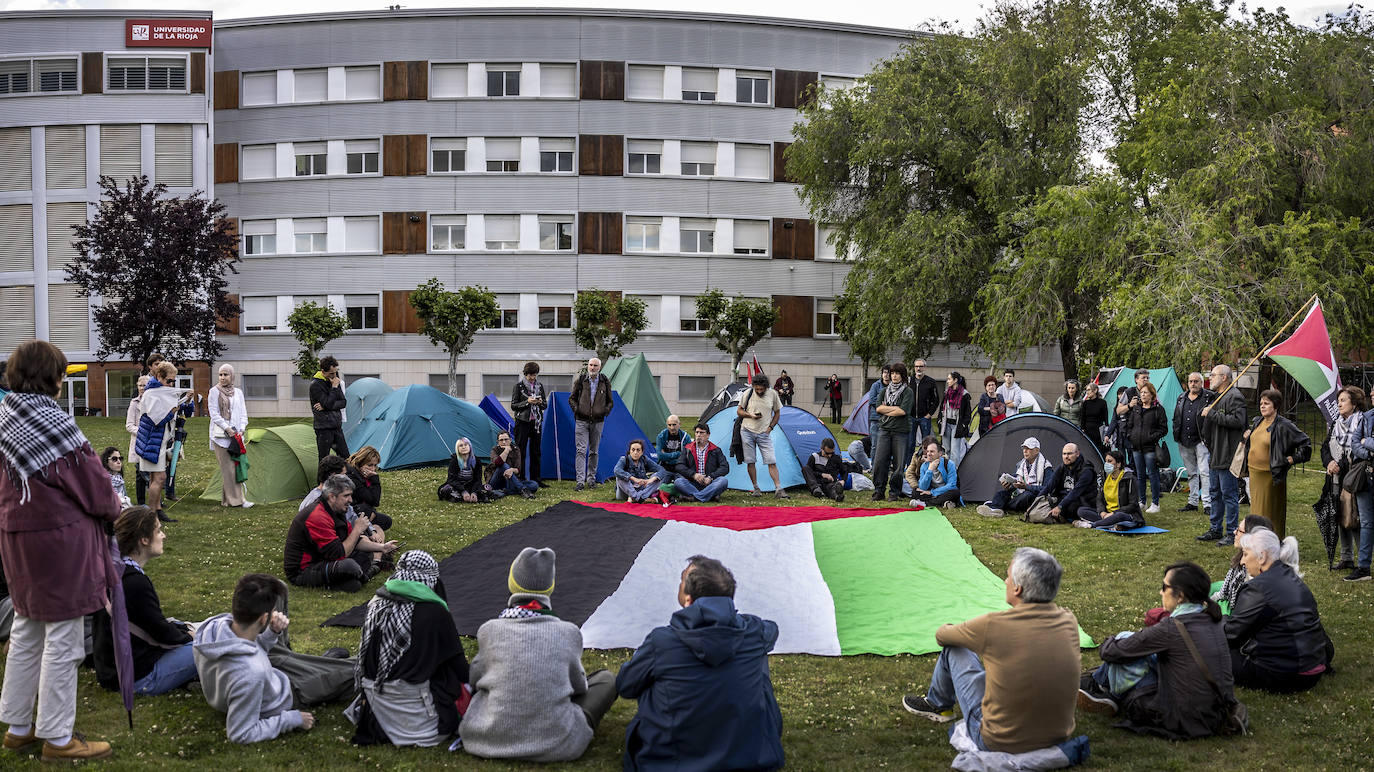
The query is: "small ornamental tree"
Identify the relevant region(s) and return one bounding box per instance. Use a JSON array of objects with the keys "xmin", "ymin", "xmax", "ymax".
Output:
[
  {"xmin": 834, "ymin": 290, "xmax": 891, "ymax": 382},
  {"xmin": 572, "ymin": 290, "xmax": 649, "ymax": 362},
  {"xmin": 695, "ymin": 288, "xmax": 778, "ymax": 376},
  {"xmin": 68, "ymin": 175, "xmax": 240, "ymax": 369},
  {"xmin": 287, "ymin": 301, "xmax": 349, "ymax": 378},
  {"xmin": 409, "ymin": 279, "xmax": 499, "ymax": 397}
]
